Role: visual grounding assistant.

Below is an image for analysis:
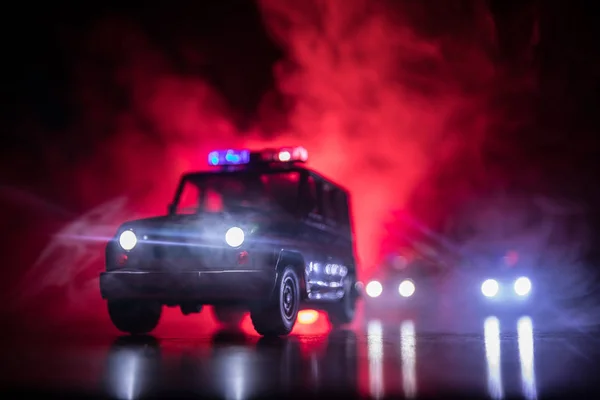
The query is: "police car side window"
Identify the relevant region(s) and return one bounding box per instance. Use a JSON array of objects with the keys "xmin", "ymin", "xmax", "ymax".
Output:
[
  {"xmin": 335, "ymin": 190, "xmax": 351, "ymax": 226},
  {"xmin": 262, "ymin": 172, "xmax": 300, "ymax": 214},
  {"xmin": 322, "ymin": 185, "xmax": 337, "ymax": 225},
  {"xmin": 303, "ymin": 175, "xmax": 319, "ymax": 216}
]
